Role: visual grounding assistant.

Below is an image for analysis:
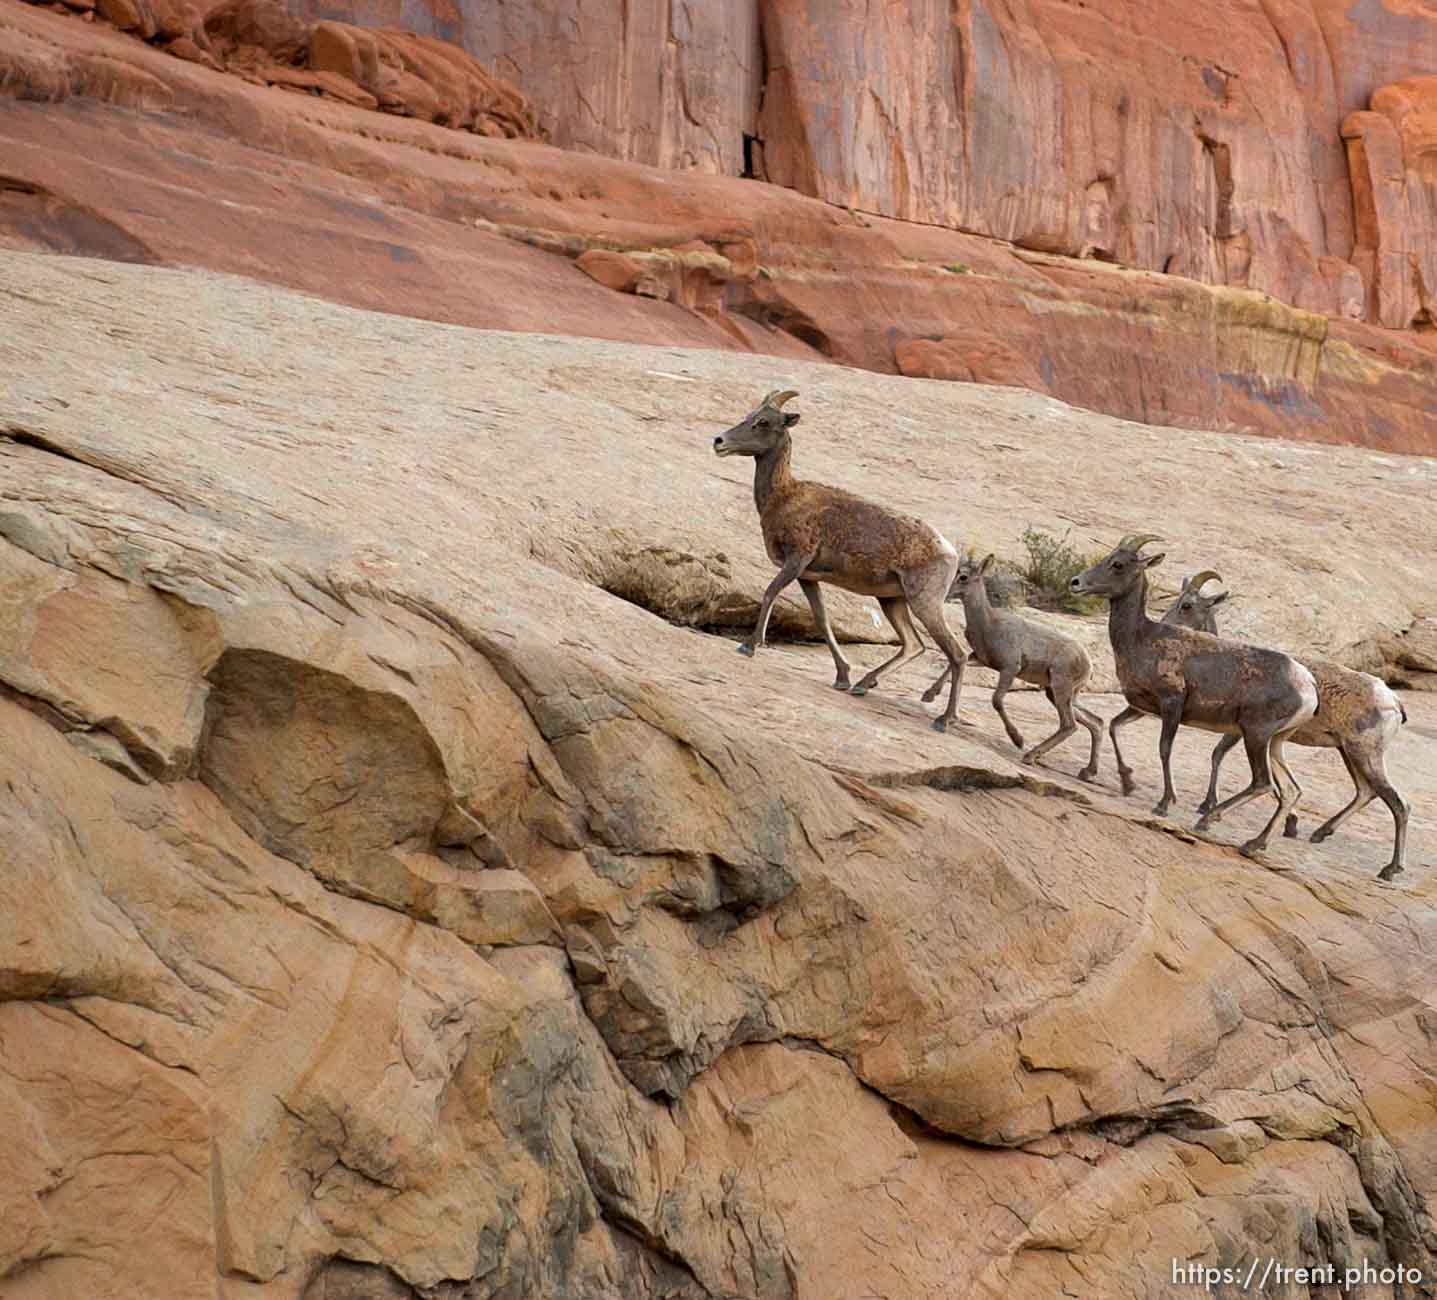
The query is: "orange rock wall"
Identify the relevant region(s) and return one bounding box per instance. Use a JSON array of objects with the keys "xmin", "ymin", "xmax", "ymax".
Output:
[{"xmin": 288, "ymin": 0, "xmax": 1437, "ymax": 328}]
